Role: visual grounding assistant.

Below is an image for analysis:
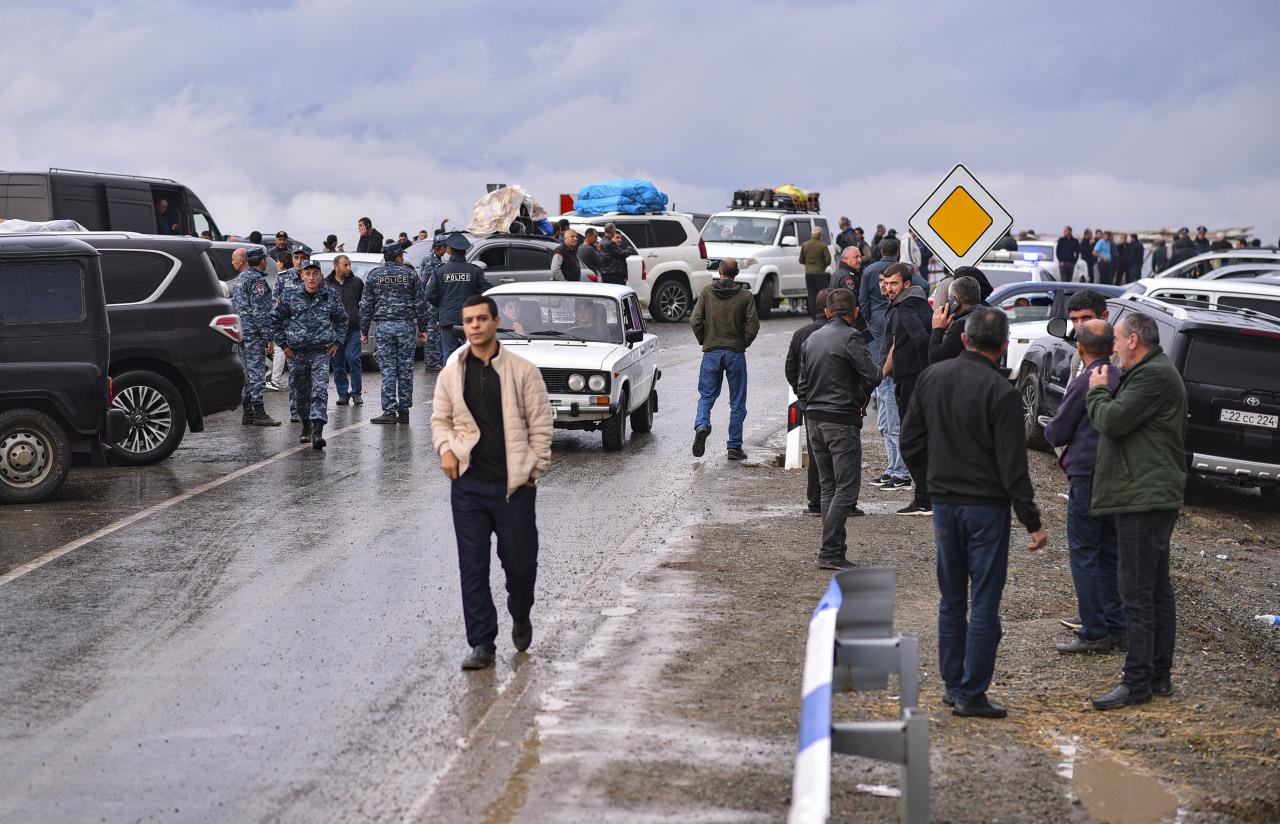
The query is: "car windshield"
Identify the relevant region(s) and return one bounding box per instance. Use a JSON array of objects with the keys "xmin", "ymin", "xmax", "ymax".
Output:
[
  {"xmin": 703, "ymin": 216, "xmax": 779, "ymax": 244},
  {"xmin": 494, "ymin": 294, "xmax": 623, "ymax": 344}
]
